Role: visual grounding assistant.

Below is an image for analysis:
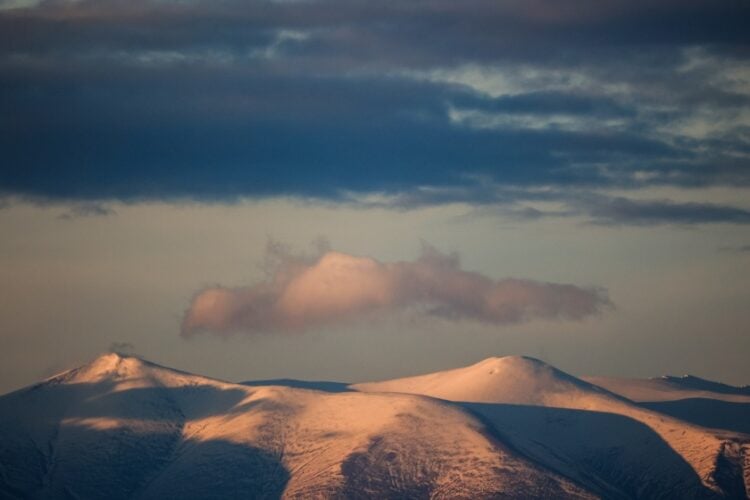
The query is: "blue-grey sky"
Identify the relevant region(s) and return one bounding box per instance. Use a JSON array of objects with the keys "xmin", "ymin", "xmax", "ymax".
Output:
[{"xmin": 1, "ymin": 0, "xmax": 749, "ymax": 392}]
